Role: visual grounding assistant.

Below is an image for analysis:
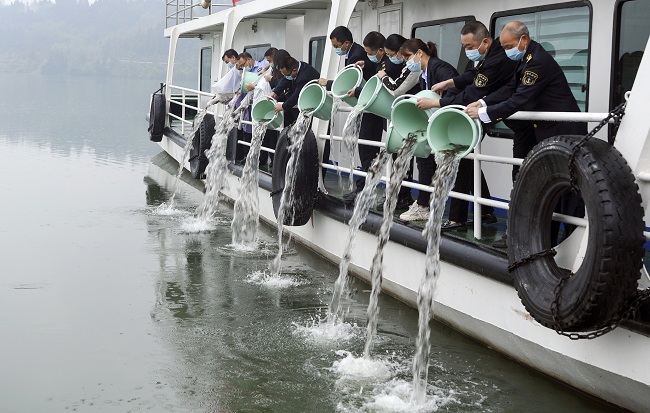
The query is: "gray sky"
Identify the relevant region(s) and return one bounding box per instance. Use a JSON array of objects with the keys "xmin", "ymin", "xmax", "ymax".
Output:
[{"xmin": 1, "ymin": 0, "xmax": 97, "ymax": 5}]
